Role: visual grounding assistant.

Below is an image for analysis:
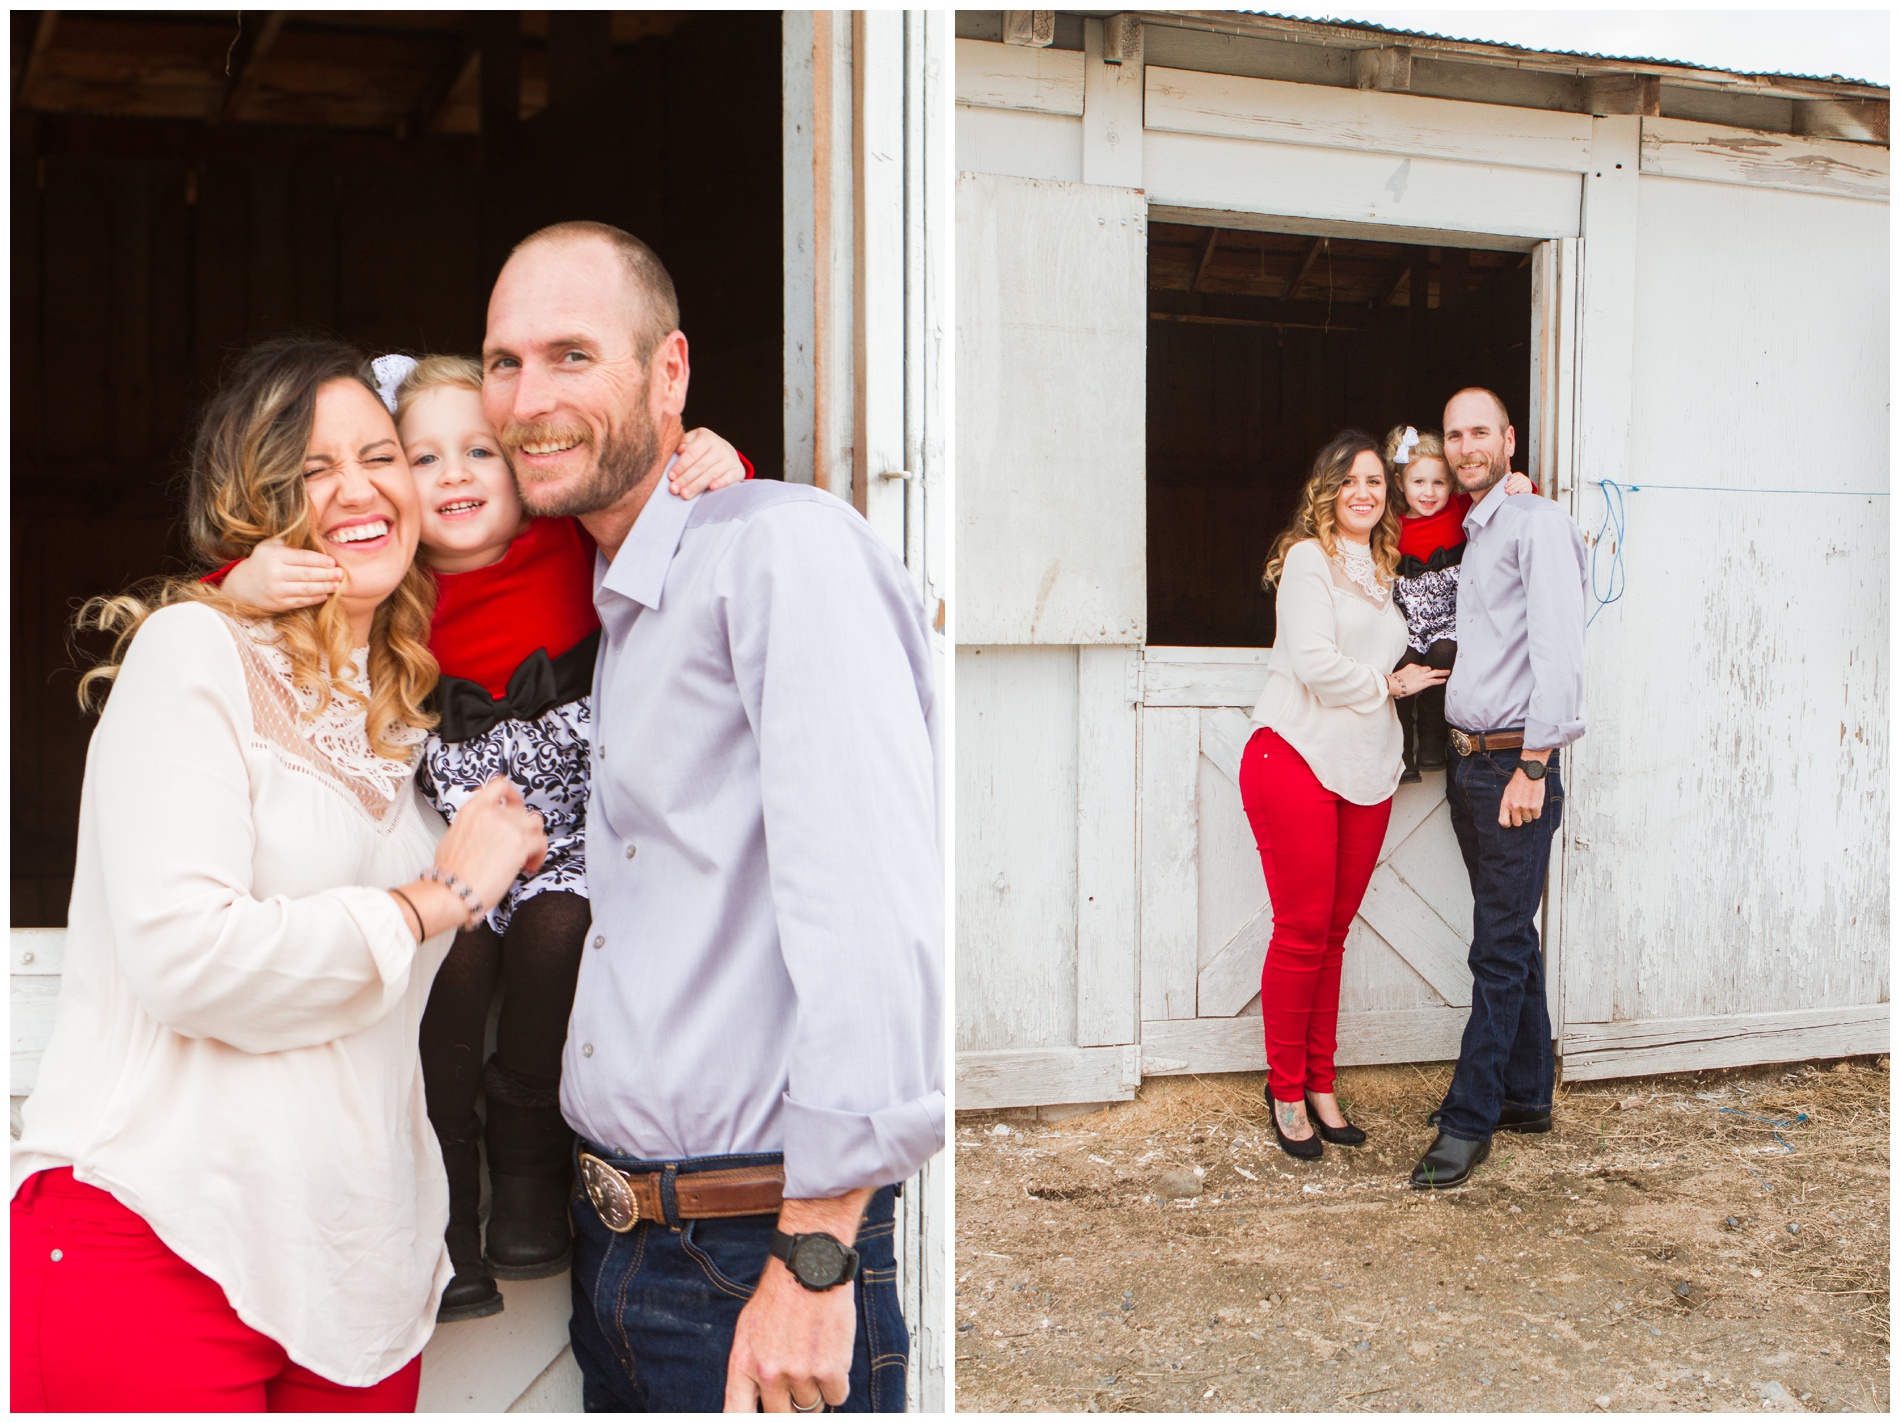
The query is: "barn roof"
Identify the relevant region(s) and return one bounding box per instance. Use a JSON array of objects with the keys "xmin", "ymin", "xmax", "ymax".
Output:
[{"xmin": 1238, "ymin": 11, "xmax": 1885, "ymax": 89}]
